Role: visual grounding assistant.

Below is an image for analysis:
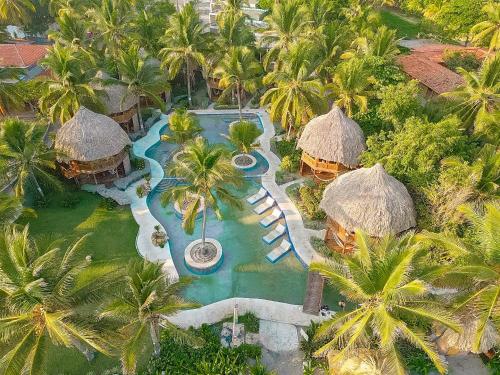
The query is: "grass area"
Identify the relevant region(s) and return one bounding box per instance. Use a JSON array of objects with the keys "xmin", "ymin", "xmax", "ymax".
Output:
[
  {"xmin": 377, "ymin": 9, "xmax": 423, "ymax": 39},
  {"xmin": 21, "ymin": 190, "xmax": 141, "ymax": 375}
]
